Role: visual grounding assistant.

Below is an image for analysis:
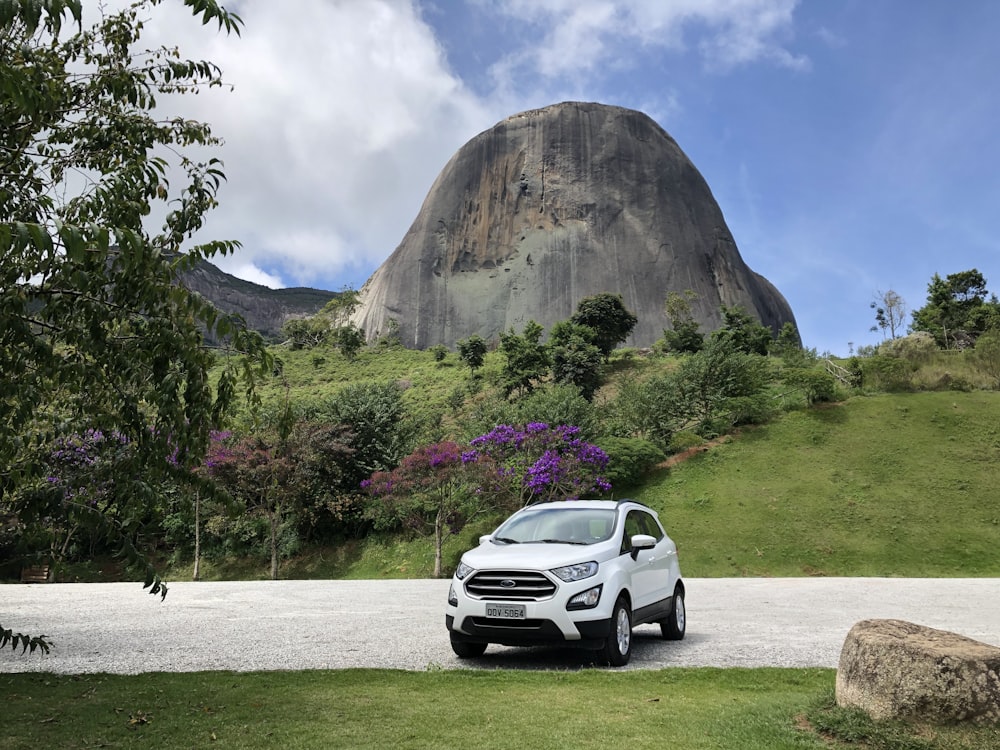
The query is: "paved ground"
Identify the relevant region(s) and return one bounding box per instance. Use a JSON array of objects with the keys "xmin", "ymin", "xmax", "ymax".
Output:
[{"xmin": 2, "ymin": 578, "xmax": 998, "ymax": 674}]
